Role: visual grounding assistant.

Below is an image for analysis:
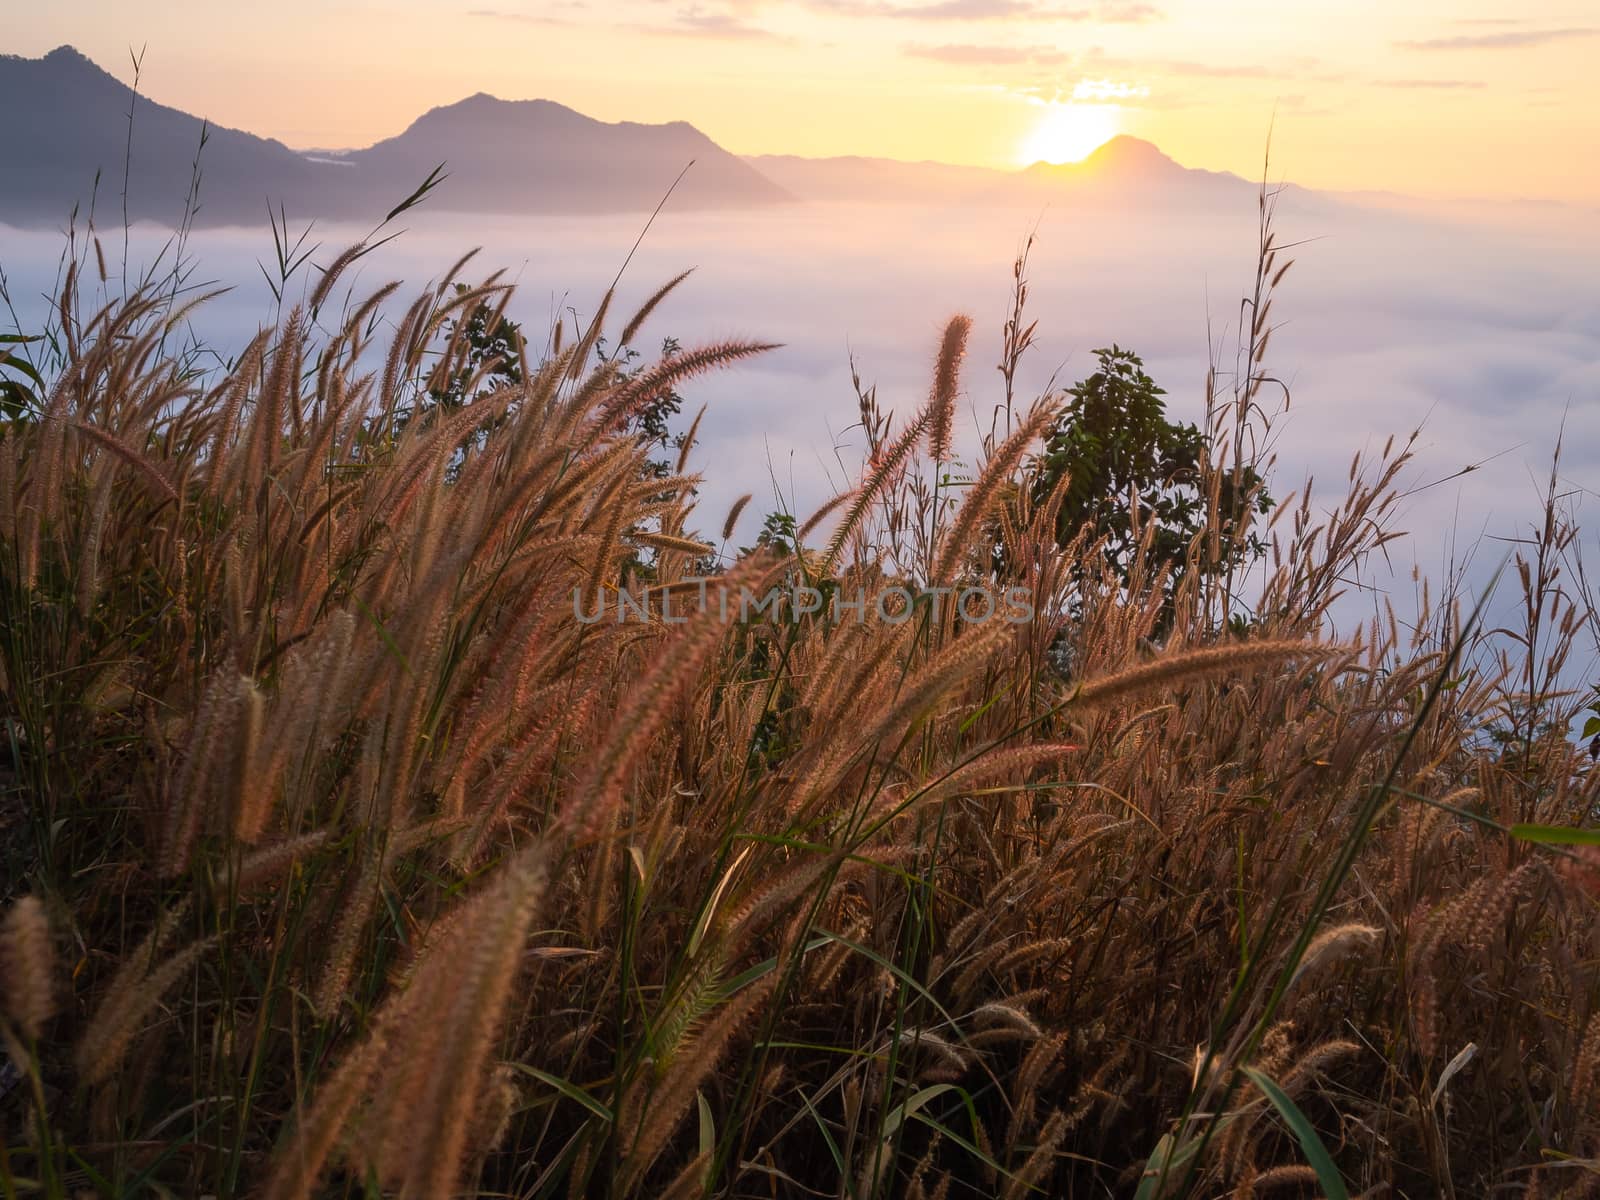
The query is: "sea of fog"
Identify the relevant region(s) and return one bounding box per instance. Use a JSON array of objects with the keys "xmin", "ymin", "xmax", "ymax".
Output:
[{"xmin": 3, "ymin": 195, "xmax": 1598, "ymax": 665}]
